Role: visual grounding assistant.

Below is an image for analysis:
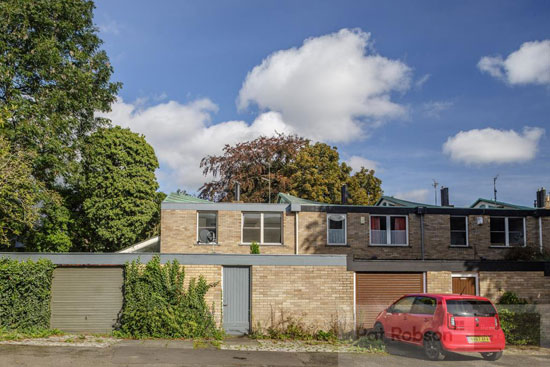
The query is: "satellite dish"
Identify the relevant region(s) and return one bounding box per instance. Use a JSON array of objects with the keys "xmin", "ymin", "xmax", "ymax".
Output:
[{"xmin": 199, "ymin": 229, "xmax": 215, "ymax": 243}]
